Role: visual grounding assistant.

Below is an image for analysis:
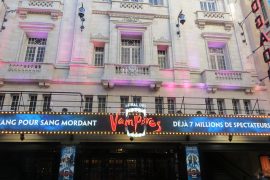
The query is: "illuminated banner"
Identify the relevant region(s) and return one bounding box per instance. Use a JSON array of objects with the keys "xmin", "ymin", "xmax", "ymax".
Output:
[
  {"xmin": 1, "ymin": 113, "xmax": 270, "ymax": 135},
  {"xmin": 58, "ymin": 146, "xmax": 76, "ymax": 180},
  {"xmin": 186, "ymin": 146, "xmax": 201, "ymax": 180}
]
